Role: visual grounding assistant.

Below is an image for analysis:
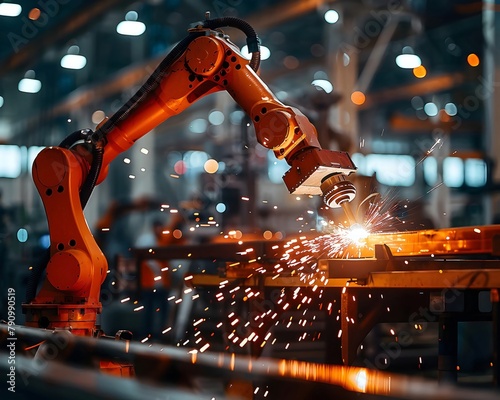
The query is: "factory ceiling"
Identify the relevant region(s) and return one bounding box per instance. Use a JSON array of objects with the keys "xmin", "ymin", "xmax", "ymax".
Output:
[{"xmin": 0, "ymin": 0, "xmax": 485, "ymax": 149}]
